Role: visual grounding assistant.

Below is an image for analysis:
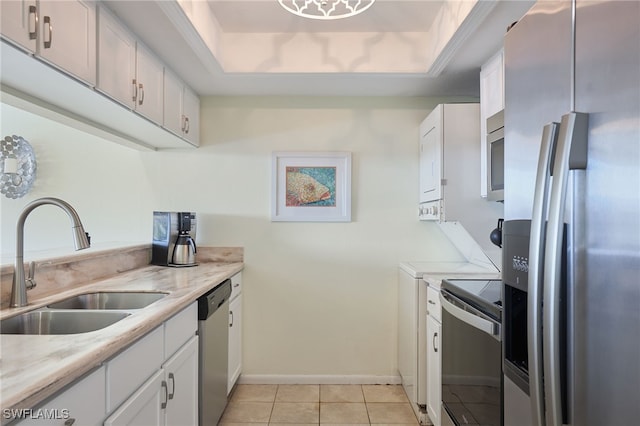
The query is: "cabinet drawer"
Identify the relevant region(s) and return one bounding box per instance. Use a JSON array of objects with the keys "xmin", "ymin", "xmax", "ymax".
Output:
[
  {"xmin": 16, "ymin": 366, "xmax": 106, "ymax": 426},
  {"xmin": 164, "ymin": 302, "xmax": 197, "ymax": 359},
  {"xmin": 427, "ymin": 286, "xmax": 442, "ymax": 323},
  {"xmin": 106, "ymin": 326, "xmax": 163, "ymax": 411},
  {"xmin": 230, "ymin": 272, "xmax": 242, "ymax": 301}
]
